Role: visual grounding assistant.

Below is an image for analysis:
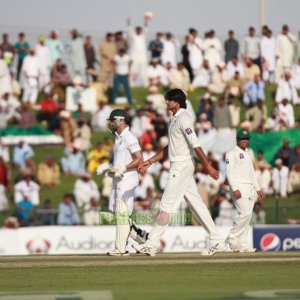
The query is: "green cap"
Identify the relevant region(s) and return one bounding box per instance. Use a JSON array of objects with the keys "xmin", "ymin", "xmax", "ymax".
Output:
[
  {"xmin": 107, "ymin": 109, "xmax": 129, "ymax": 123},
  {"xmin": 237, "ymin": 129, "xmax": 251, "ymax": 139}
]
